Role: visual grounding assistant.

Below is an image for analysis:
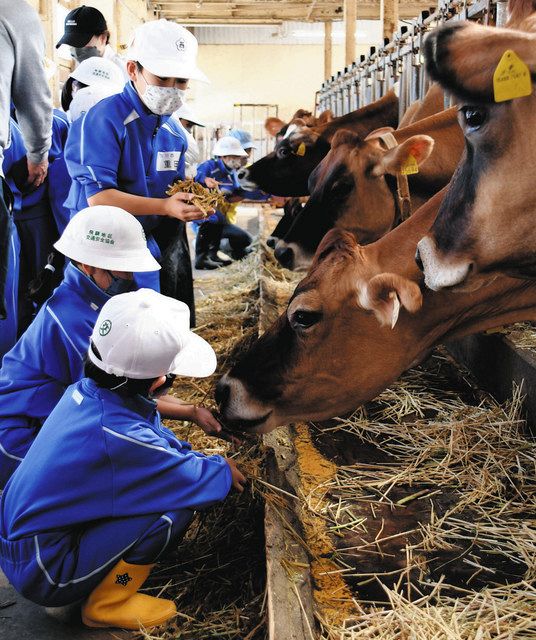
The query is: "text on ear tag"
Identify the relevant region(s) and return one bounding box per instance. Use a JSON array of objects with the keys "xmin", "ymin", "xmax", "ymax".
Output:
[
  {"xmin": 493, "ymin": 49, "xmax": 532, "ymax": 103},
  {"xmin": 296, "ymin": 142, "xmax": 306, "ymax": 156},
  {"xmin": 400, "ymin": 154, "xmax": 419, "ymax": 176}
]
